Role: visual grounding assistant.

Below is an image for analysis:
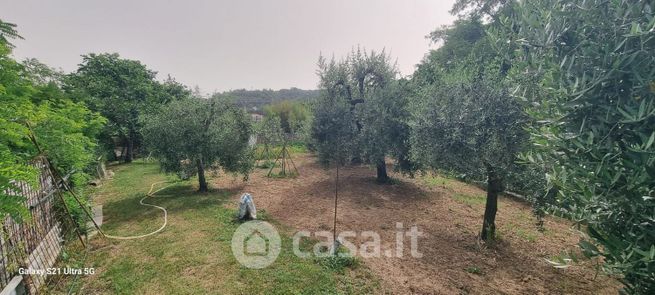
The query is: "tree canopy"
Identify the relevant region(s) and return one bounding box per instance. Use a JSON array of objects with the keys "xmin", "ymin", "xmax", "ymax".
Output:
[
  {"xmin": 142, "ymin": 95, "xmax": 253, "ymax": 192},
  {"xmin": 410, "ymin": 17, "xmax": 529, "ymax": 240},
  {"xmin": 0, "ymin": 19, "xmax": 22, "ymax": 48},
  {"xmin": 492, "ymin": 0, "xmax": 655, "ymax": 291},
  {"xmin": 65, "ymin": 53, "xmax": 175, "ymax": 162},
  {"xmin": 0, "ymin": 25, "xmax": 104, "ymax": 221},
  {"xmin": 312, "ymin": 48, "xmax": 412, "ymax": 182},
  {"xmin": 412, "ymin": 0, "xmax": 655, "ymax": 290}
]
